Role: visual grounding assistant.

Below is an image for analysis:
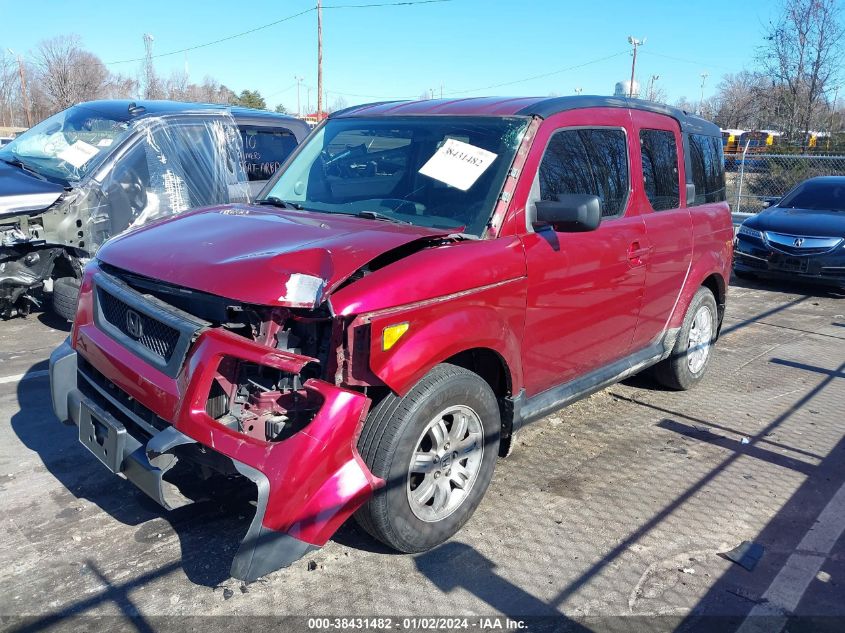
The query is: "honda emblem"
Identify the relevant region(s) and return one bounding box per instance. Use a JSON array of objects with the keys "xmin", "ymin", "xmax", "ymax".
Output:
[{"xmin": 125, "ymin": 310, "xmax": 144, "ymax": 339}]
